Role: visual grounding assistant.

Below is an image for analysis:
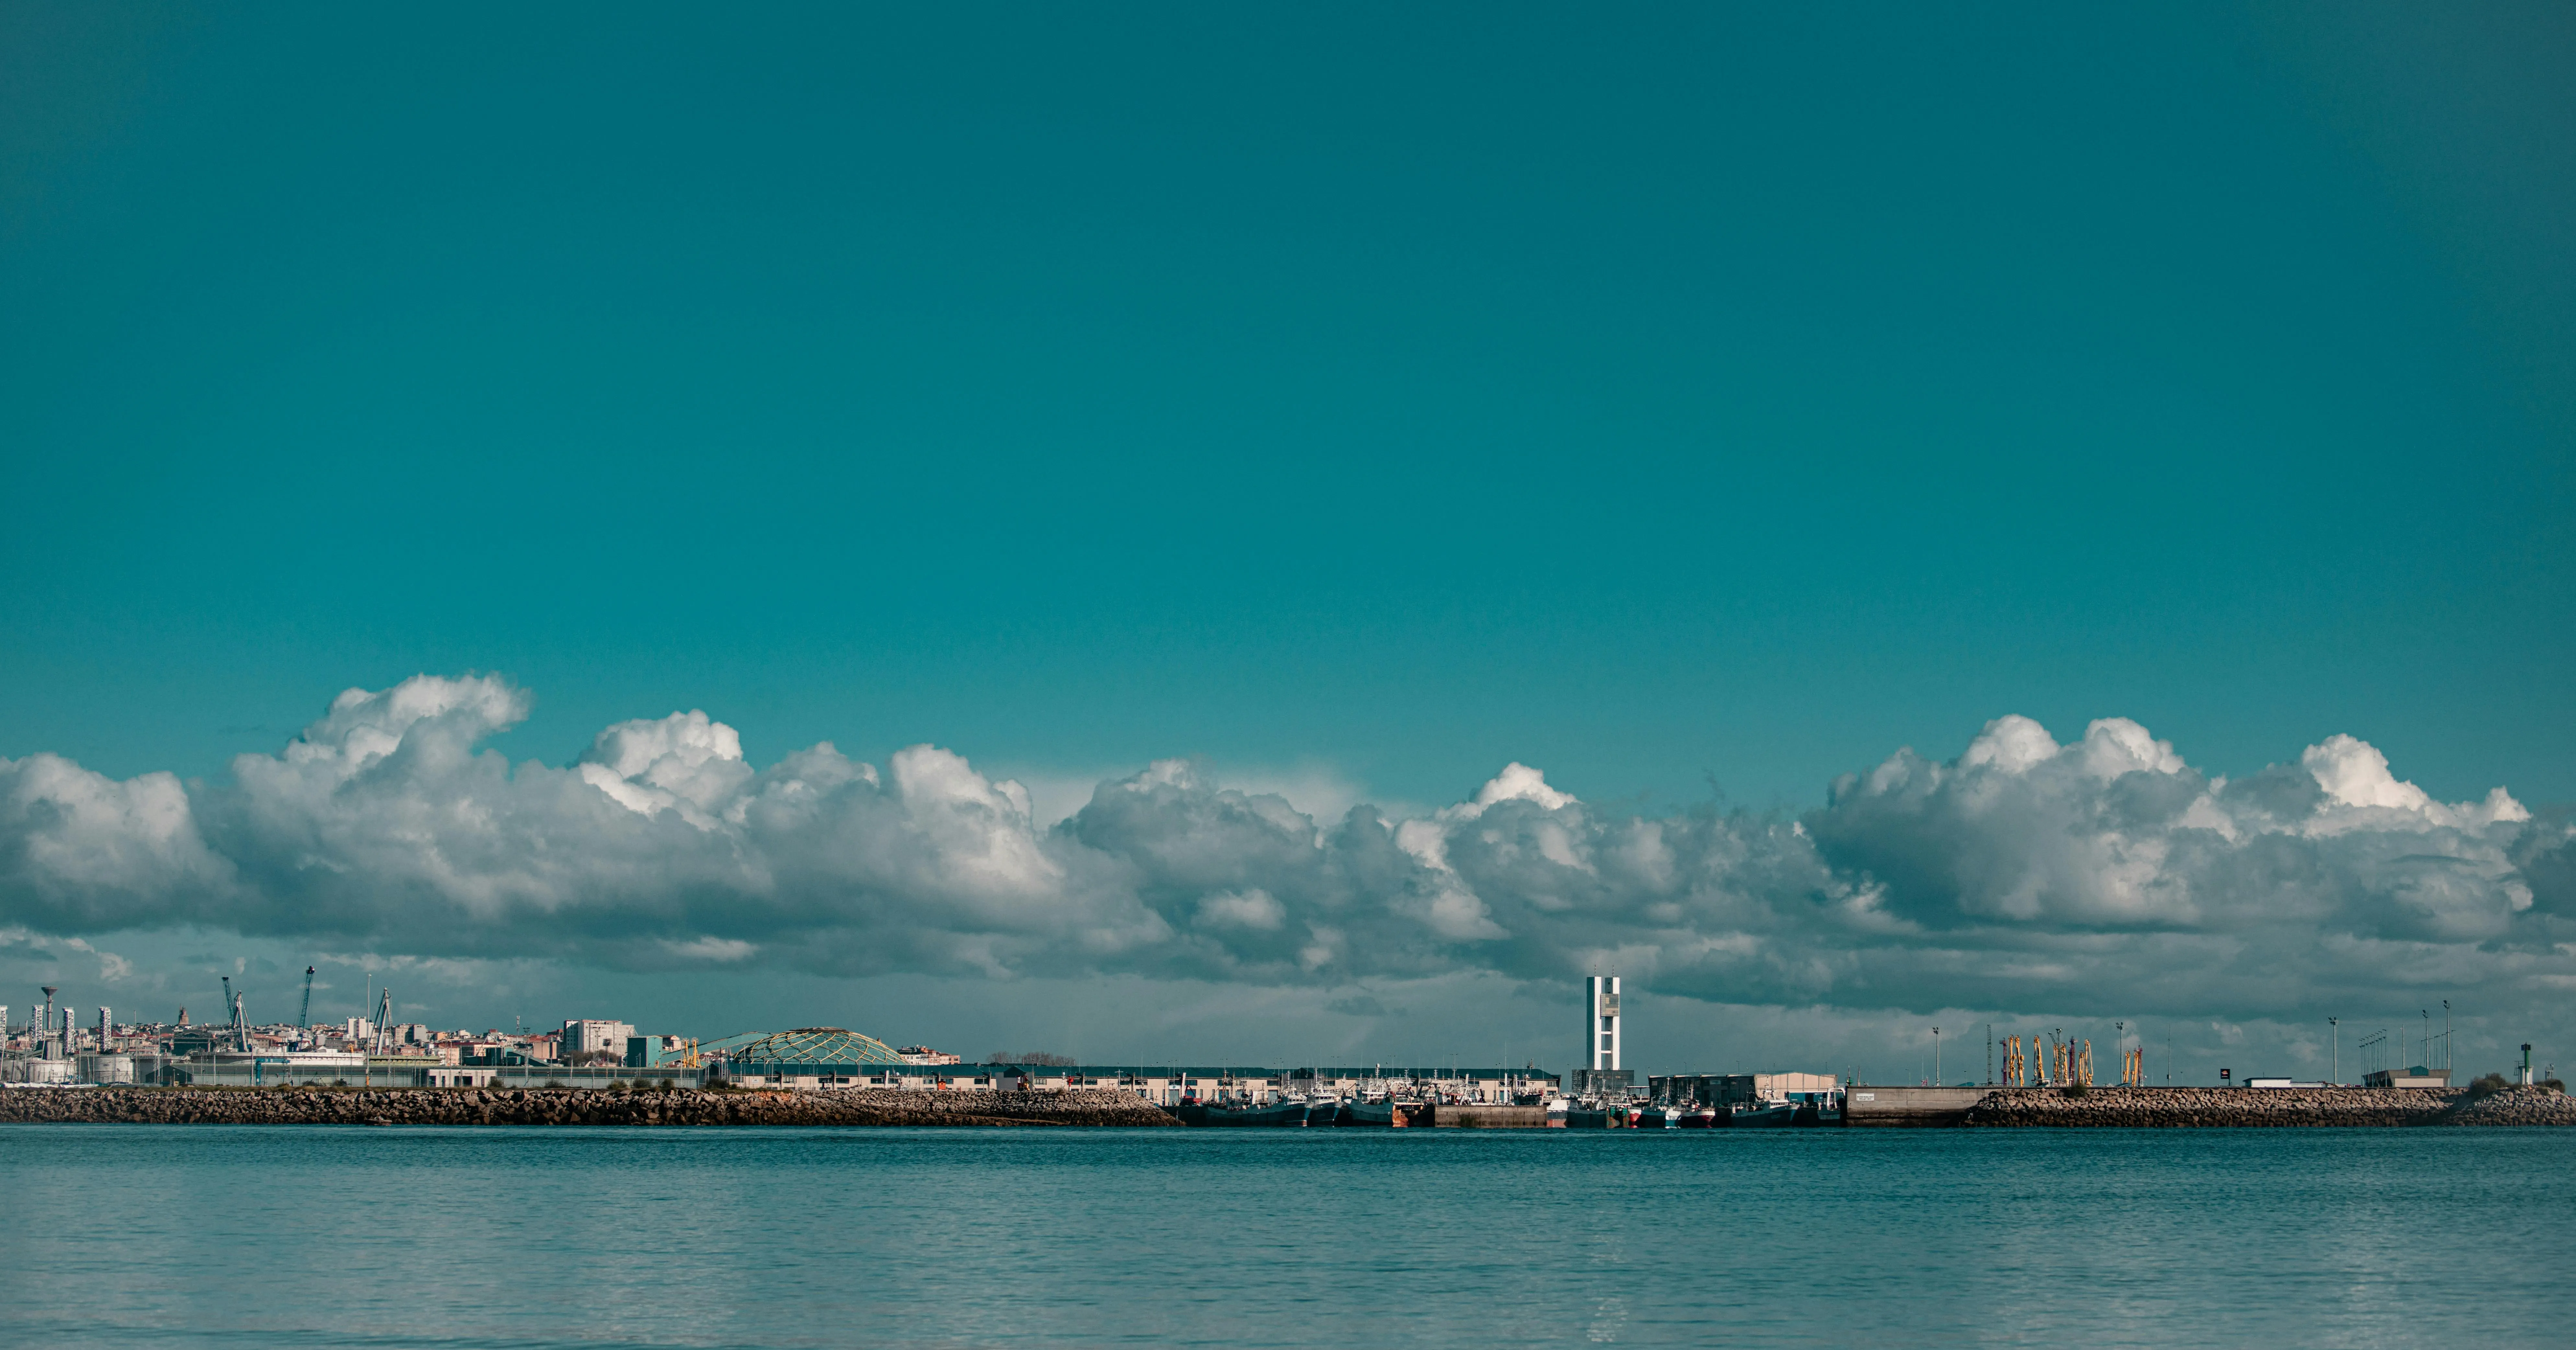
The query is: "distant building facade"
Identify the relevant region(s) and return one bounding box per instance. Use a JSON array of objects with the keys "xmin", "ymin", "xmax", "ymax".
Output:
[
  {"xmin": 2361, "ymin": 1069, "xmax": 2451, "ymax": 1088},
  {"xmin": 561, "ymin": 1020, "xmax": 634, "ymax": 1063}
]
